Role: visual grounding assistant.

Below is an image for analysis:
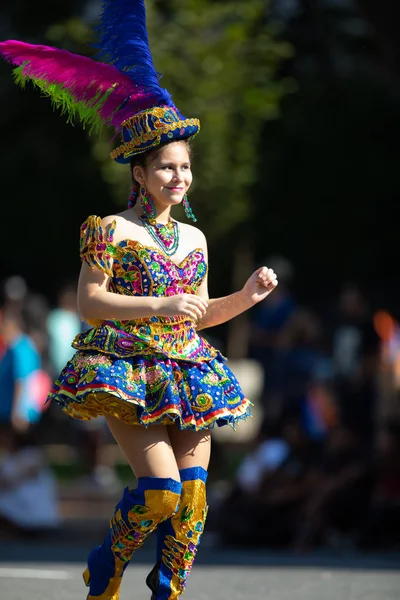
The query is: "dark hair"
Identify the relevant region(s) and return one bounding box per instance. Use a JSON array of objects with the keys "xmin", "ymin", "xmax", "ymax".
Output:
[{"xmin": 129, "ymin": 139, "xmax": 192, "ymax": 194}]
